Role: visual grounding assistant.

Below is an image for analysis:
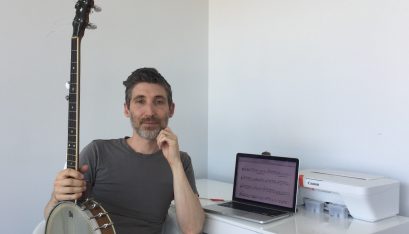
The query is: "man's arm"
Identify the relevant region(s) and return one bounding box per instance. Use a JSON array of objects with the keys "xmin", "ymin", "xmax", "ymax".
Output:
[
  {"xmin": 171, "ymin": 162, "xmax": 205, "ymax": 233},
  {"xmin": 157, "ymin": 128, "xmax": 205, "ymax": 234}
]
